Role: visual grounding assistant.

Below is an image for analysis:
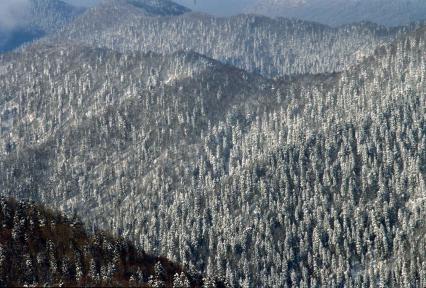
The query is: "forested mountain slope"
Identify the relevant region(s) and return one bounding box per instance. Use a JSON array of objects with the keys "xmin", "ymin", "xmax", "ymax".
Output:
[
  {"xmin": 50, "ymin": 4, "xmax": 413, "ymax": 77},
  {"xmin": 0, "ymin": 21, "xmax": 424, "ymax": 286},
  {"xmin": 0, "ymin": 197, "xmax": 208, "ymax": 287},
  {"xmin": 195, "ymin": 25, "xmax": 425, "ymax": 286},
  {"xmin": 0, "ymin": 43, "xmax": 277, "ymax": 225},
  {"xmin": 0, "ymin": 0, "xmax": 84, "ymax": 52},
  {"xmin": 247, "ymin": 0, "xmax": 426, "ymax": 27}
]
